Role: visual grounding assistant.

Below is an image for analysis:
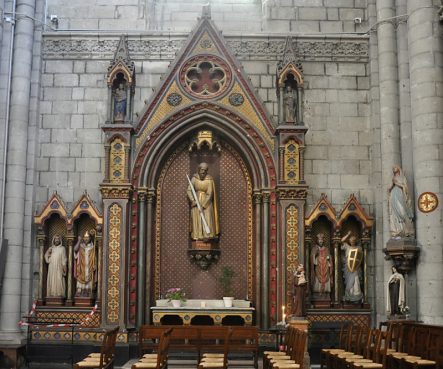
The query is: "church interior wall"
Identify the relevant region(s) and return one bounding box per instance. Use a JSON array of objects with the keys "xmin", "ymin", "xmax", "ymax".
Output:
[
  {"xmin": 0, "ymin": 0, "xmax": 441, "ymax": 341},
  {"xmin": 36, "ymin": 54, "xmax": 372, "ymax": 211}
]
